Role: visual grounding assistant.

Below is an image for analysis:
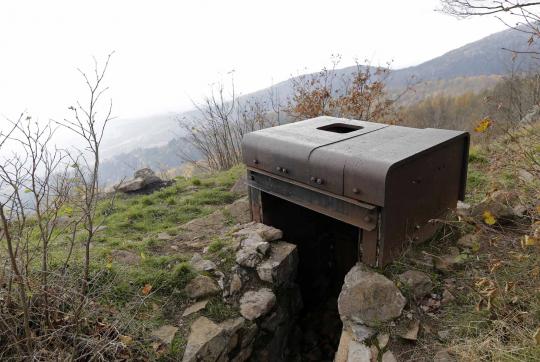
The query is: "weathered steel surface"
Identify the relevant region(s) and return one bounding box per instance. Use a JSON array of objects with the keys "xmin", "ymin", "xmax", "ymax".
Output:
[
  {"xmin": 247, "ymin": 169, "xmax": 377, "ymax": 230},
  {"xmin": 242, "ymin": 116, "xmax": 470, "ymax": 267}
]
